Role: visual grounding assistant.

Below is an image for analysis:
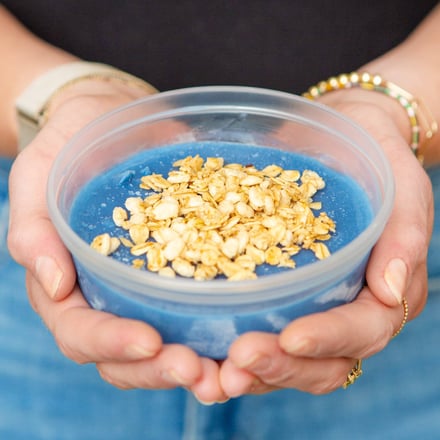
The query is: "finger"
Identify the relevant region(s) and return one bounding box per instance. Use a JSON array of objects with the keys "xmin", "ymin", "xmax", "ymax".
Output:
[
  {"xmin": 189, "ymin": 358, "xmax": 229, "ymax": 404},
  {"xmin": 8, "ymin": 142, "xmax": 76, "ymax": 300},
  {"xmin": 325, "ymin": 103, "xmax": 433, "ymax": 308},
  {"xmin": 27, "ymin": 272, "xmax": 163, "ymax": 364},
  {"xmin": 96, "ymin": 345, "xmax": 203, "ymax": 390},
  {"xmin": 279, "ymin": 287, "xmax": 410, "ymax": 360},
  {"xmin": 220, "ymin": 358, "xmax": 275, "ymax": 397},
  {"xmin": 225, "ymin": 332, "xmax": 354, "ymax": 395},
  {"xmin": 366, "ymin": 148, "xmax": 433, "ymax": 307},
  {"xmin": 7, "ymin": 88, "xmax": 143, "ymax": 302}
]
